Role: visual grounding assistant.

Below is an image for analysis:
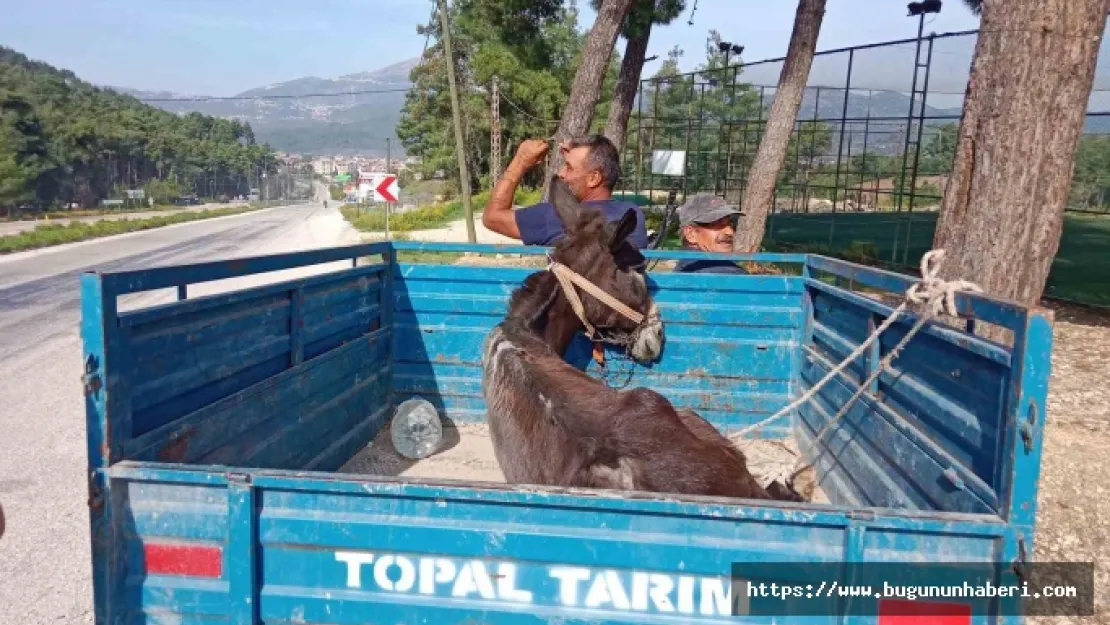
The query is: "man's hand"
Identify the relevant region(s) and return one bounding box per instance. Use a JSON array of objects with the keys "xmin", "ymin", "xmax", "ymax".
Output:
[
  {"xmin": 483, "ymin": 138, "xmax": 549, "ymax": 240},
  {"xmin": 512, "ymin": 138, "xmax": 550, "ymax": 170}
]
